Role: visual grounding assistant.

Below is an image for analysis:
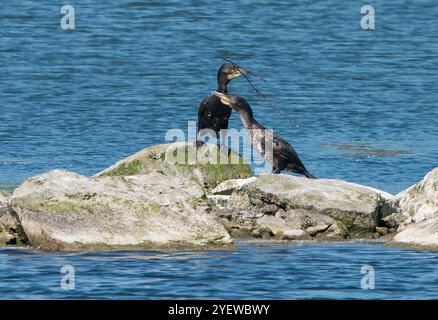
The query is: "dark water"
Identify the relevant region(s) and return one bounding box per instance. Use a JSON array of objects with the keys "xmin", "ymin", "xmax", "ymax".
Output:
[
  {"xmin": 1, "ymin": 1, "xmax": 437, "ymax": 299},
  {"xmin": 1, "ymin": 242, "xmax": 438, "ymax": 299}
]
